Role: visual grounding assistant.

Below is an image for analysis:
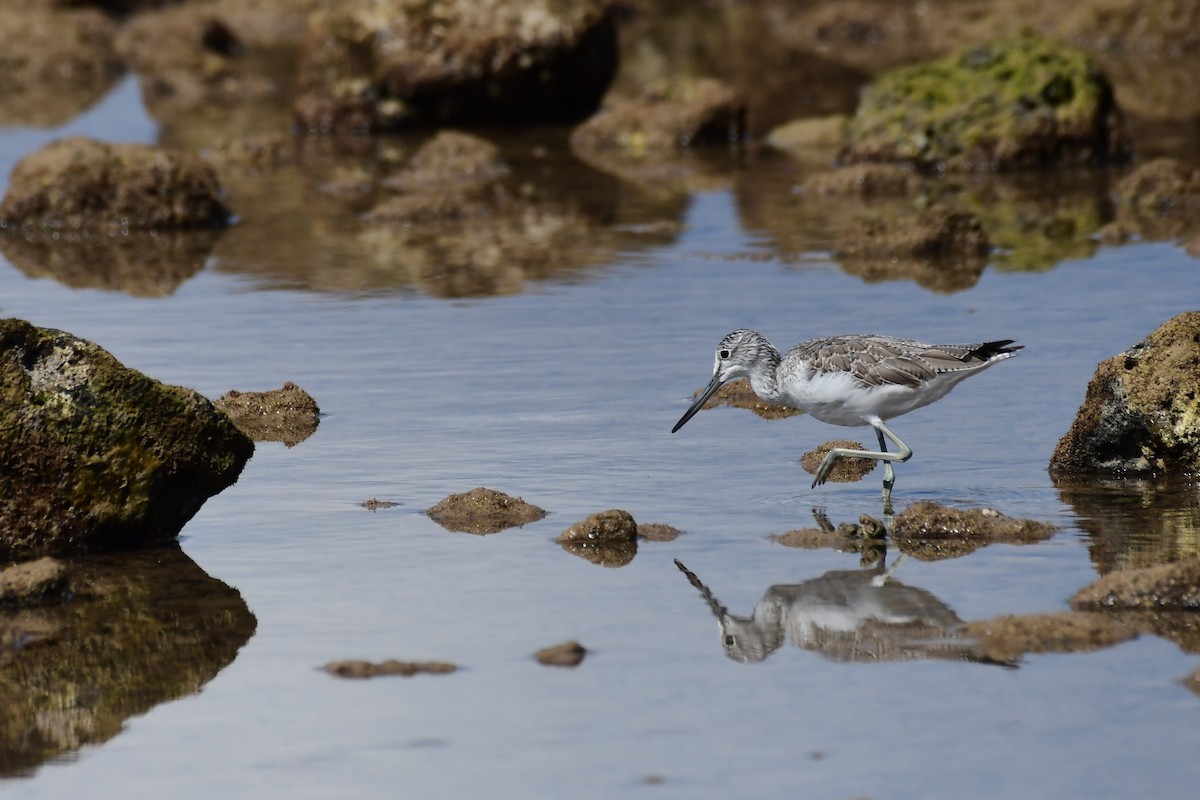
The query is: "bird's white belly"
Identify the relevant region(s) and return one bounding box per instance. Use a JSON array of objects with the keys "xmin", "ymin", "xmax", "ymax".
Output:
[{"xmin": 779, "ymin": 369, "xmax": 964, "ymax": 427}]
